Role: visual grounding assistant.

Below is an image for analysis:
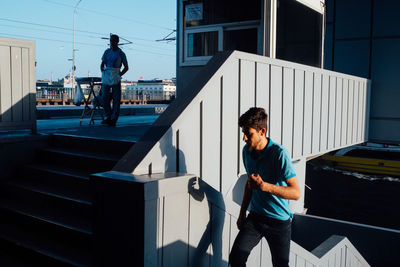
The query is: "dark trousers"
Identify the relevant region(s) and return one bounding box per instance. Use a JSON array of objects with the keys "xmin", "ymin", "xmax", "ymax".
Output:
[
  {"xmin": 102, "ymin": 83, "xmax": 121, "ymax": 122},
  {"xmin": 229, "ymin": 213, "xmax": 291, "ymax": 267}
]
